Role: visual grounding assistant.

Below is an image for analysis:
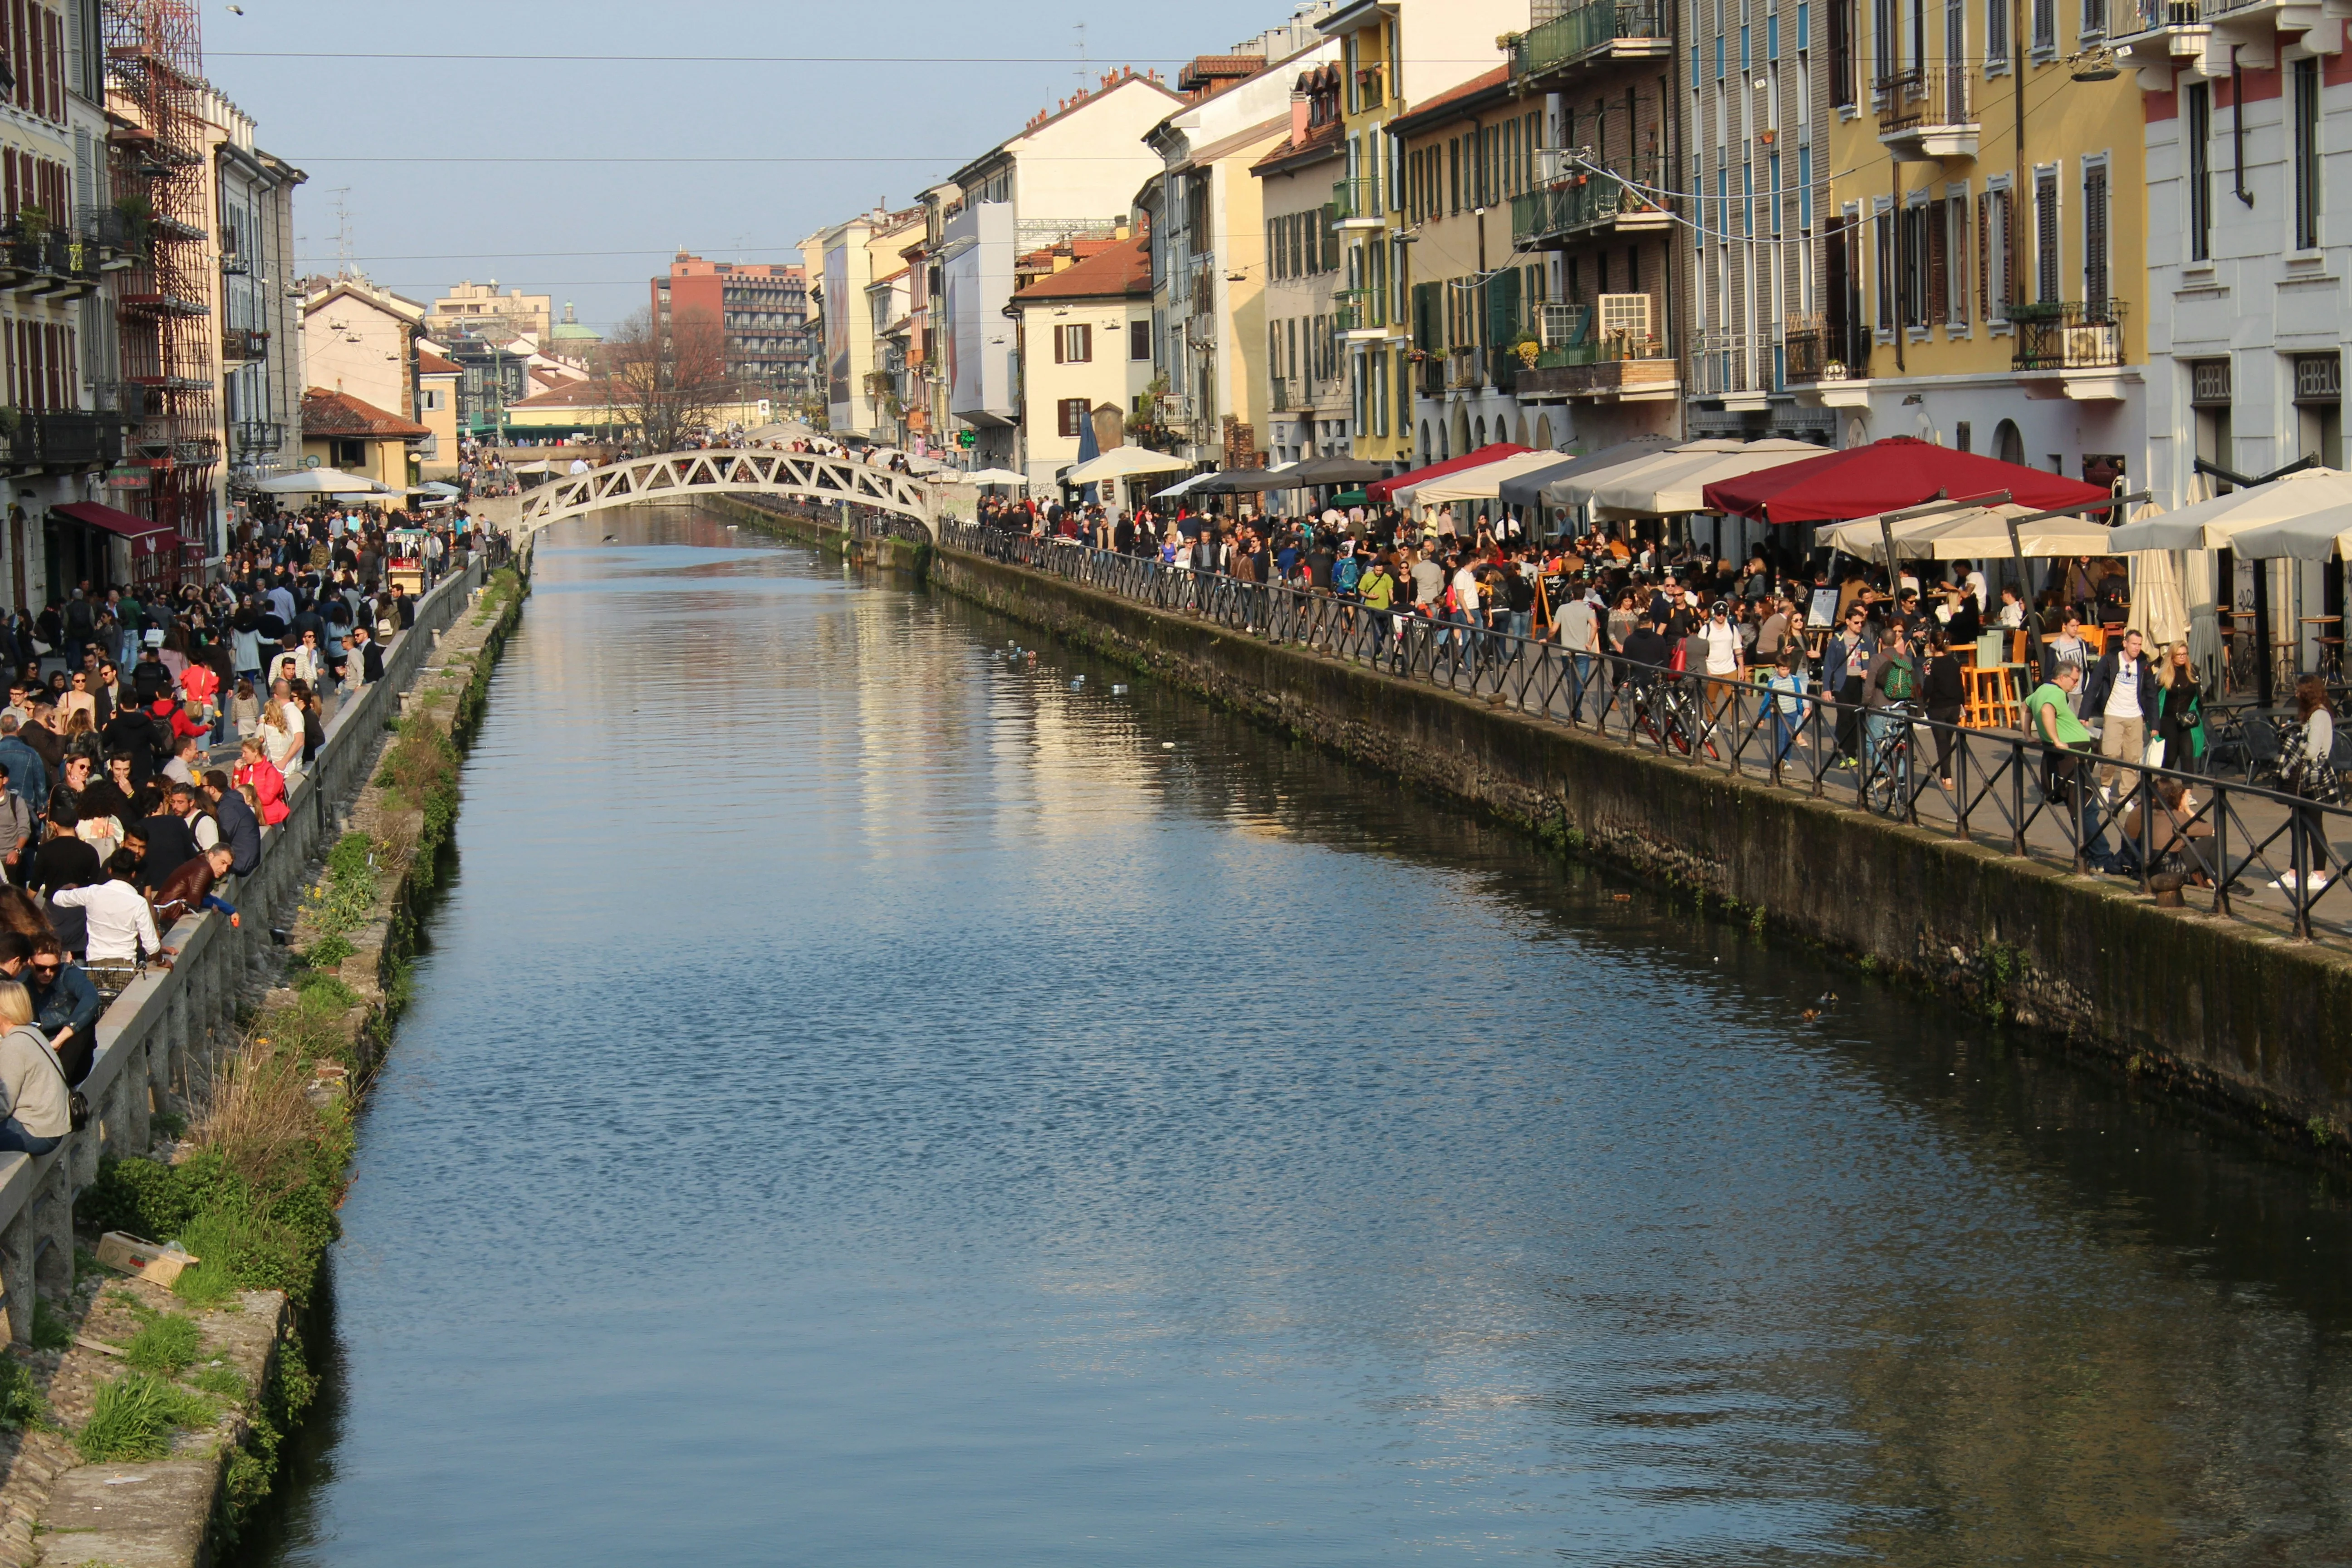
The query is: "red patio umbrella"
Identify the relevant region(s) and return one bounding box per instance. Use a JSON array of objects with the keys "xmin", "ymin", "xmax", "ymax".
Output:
[
  {"xmin": 1701, "ymin": 437, "xmax": 2112, "ymax": 524},
  {"xmin": 1367, "ymin": 441, "xmax": 1531, "ymax": 504}
]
